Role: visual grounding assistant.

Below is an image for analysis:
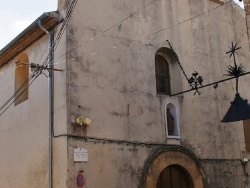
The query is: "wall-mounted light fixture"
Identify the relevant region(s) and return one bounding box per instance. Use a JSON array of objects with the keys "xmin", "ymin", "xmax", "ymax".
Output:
[{"xmin": 75, "ymin": 116, "xmax": 92, "ymax": 126}]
